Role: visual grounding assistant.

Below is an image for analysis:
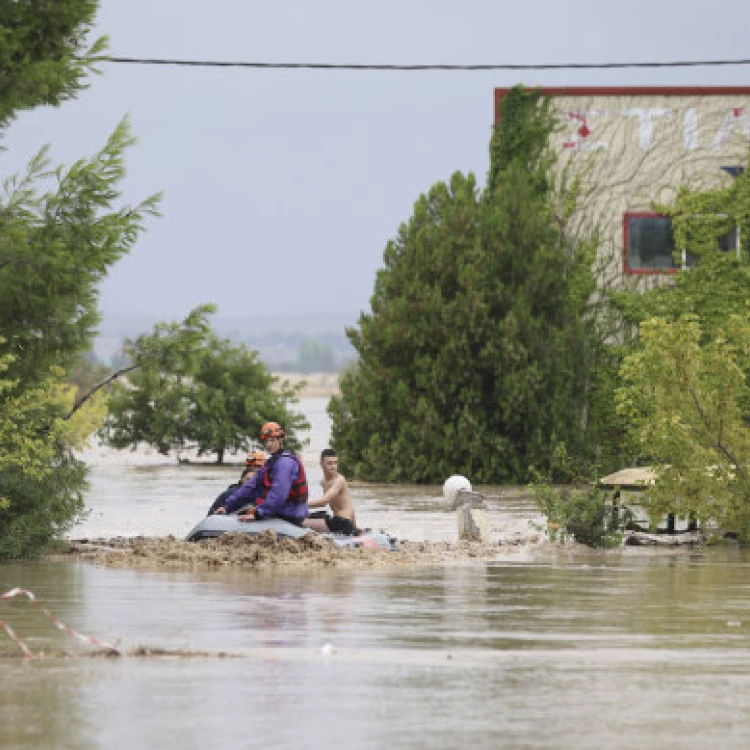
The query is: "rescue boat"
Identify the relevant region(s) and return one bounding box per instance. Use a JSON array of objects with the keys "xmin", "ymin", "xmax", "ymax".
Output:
[{"xmin": 184, "ymin": 514, "xmax": 399, "ymax": 551}]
